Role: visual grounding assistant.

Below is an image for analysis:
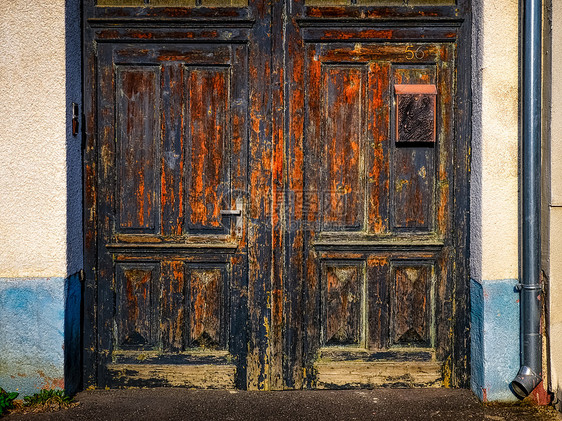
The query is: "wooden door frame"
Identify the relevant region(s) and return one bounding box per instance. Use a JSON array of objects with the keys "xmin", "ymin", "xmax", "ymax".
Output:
[{"xmin": 82, "ymin": 0, "xmax": 472, "ymax": 389}]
